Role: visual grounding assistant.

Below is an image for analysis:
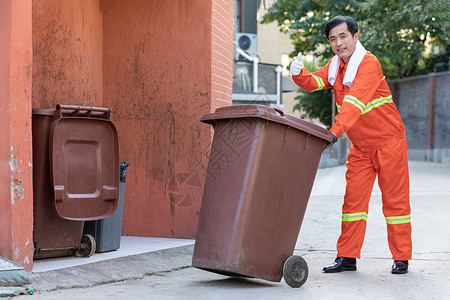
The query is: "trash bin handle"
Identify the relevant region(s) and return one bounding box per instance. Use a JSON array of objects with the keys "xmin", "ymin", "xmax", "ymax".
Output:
[
  {"xmin": 272, "ymin": 107, "xmax": 285, "ymax": 117},
  {"xmin": 55, "ymin": 104, "xmax": 112, "ymax": 120}
]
